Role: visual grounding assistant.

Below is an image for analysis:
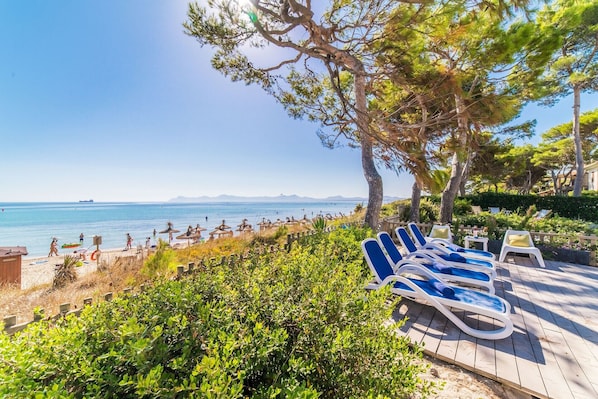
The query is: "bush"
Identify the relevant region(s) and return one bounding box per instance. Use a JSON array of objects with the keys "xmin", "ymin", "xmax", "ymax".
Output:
[
  {"xmin": 465, "ymin": 192, "xmax": 598, "ymax": 222},
  {"xmin": 0, "ymin": 227, "xmax": 435, "ymax": 398},
  {"xmin": 52, "ymin": 255, "xmax": 78, "ymax": 289},
  {"xmin": 141, "ymin": 239, "xmax": 178, "ymax": 277}
]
